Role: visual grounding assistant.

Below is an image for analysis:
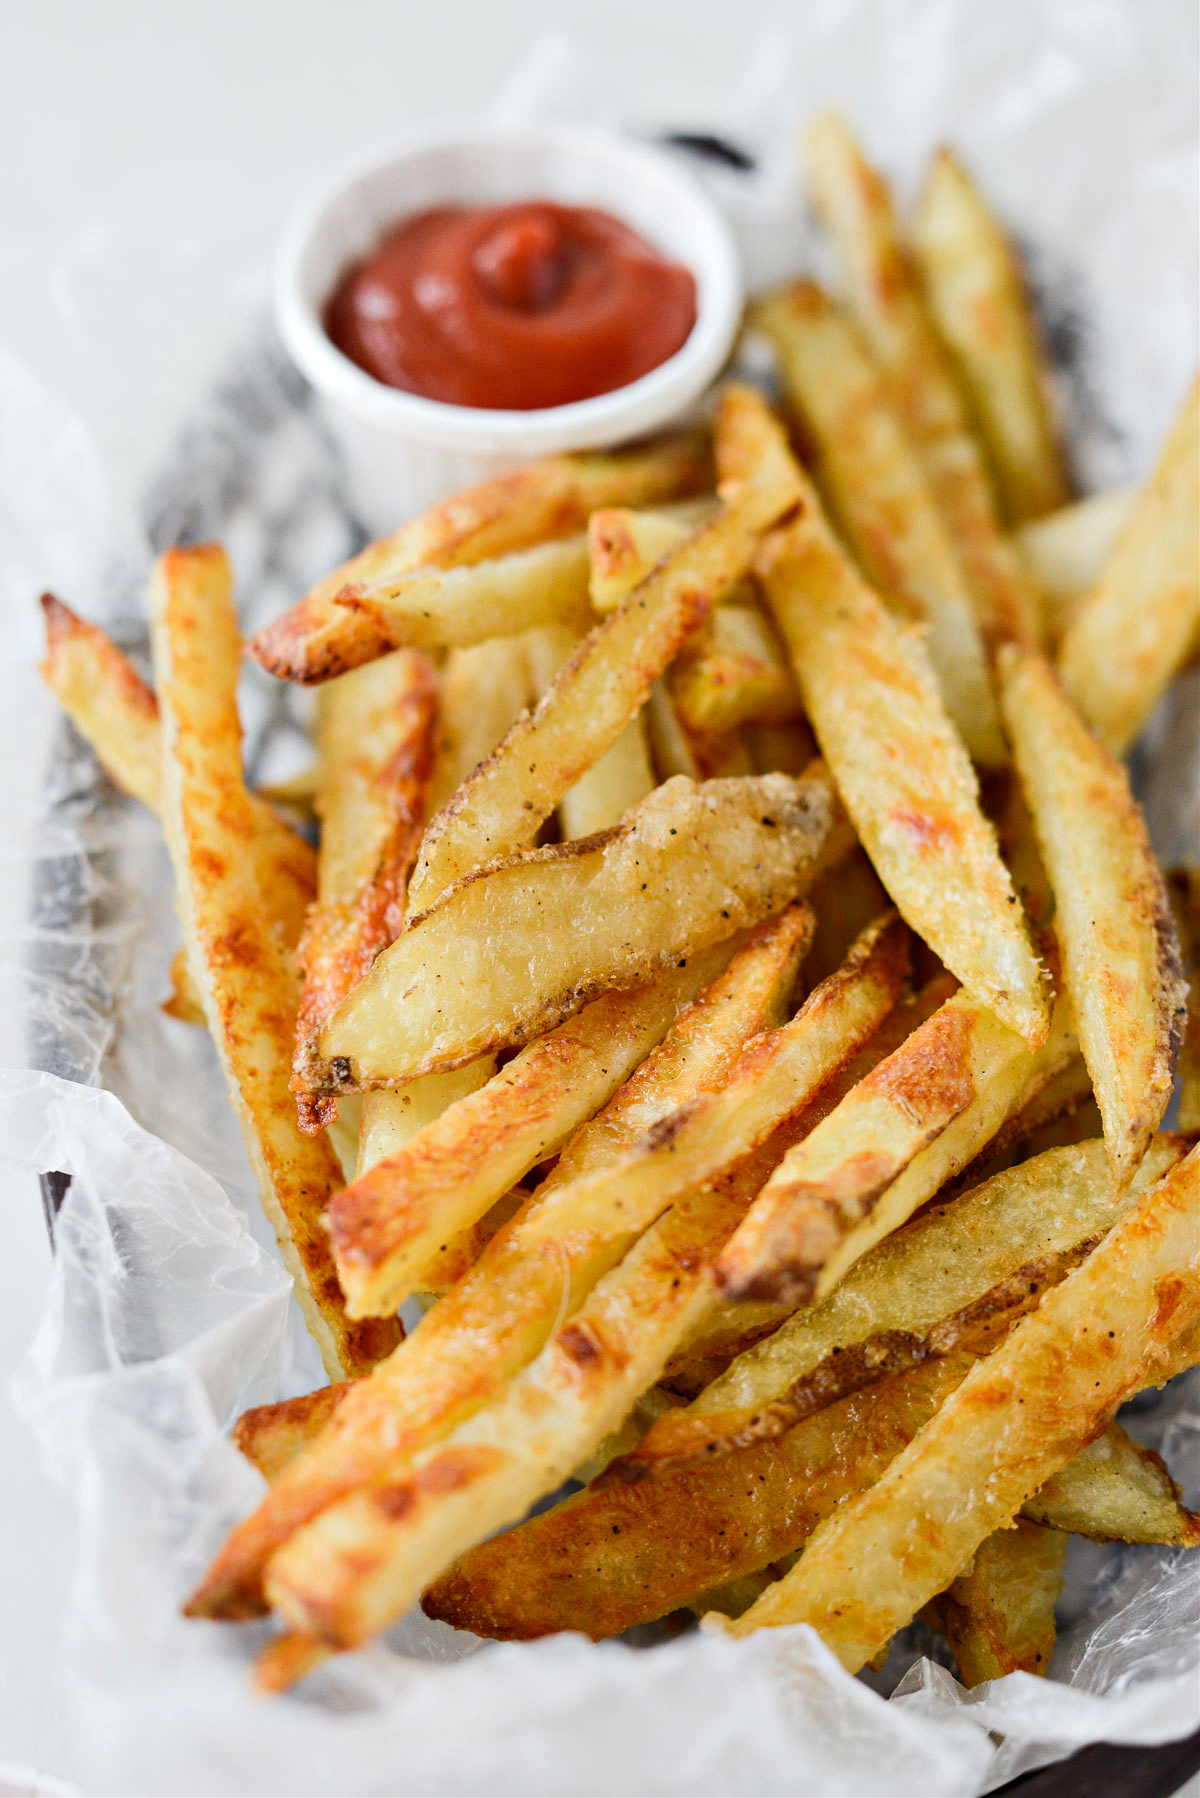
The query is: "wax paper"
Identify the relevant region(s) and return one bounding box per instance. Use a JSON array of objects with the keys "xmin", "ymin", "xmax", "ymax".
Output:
[{"xmin": 3, "ymin": 3, "xmax": 1198, "ymax": 1792}]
